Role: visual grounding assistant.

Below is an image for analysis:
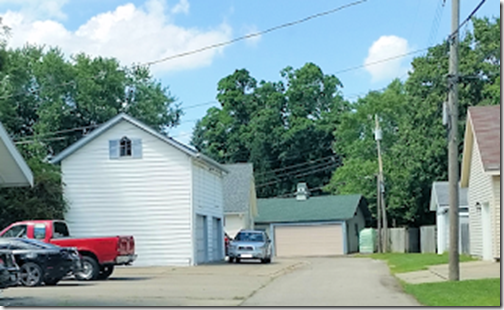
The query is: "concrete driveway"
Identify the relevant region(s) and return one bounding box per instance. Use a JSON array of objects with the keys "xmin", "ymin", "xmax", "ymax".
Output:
[{"xmin": 1, "ymin": 257, "xmax": 419, "ymax": 307}]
